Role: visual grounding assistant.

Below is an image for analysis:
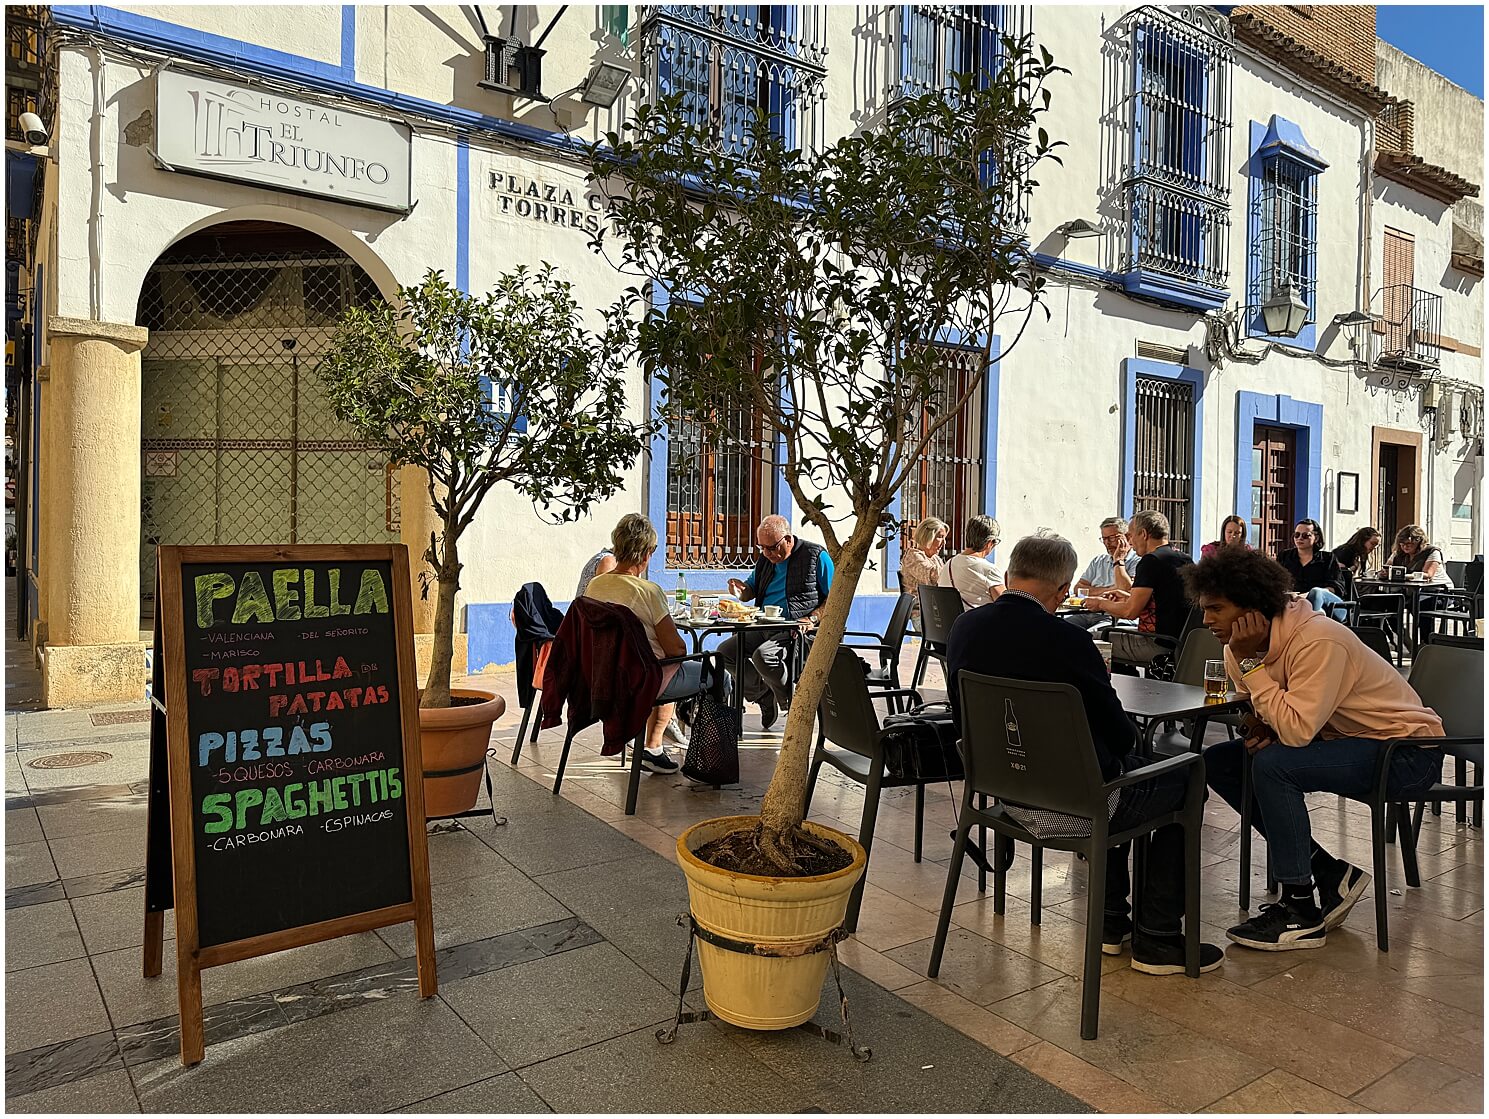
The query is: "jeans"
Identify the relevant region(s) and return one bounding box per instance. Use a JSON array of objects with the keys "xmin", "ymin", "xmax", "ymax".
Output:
[
  {"xmin": 1304, "ymin": 587, "xmax": 1349, "ymax": 621},
  {"xmin": 1205, "ymin": 736, "xmax": 1440, "ymax": 883},
  {"xmin": 716, "ymin": 631, "xmax": 796, "ymax": 706},
  {"xmin": 656, "ymin": 660, "xmax": 705, "ymax": 703},
  {"xmin": 1102, "ymin": 754, "xmax": 1195, "ymax": 937}
]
